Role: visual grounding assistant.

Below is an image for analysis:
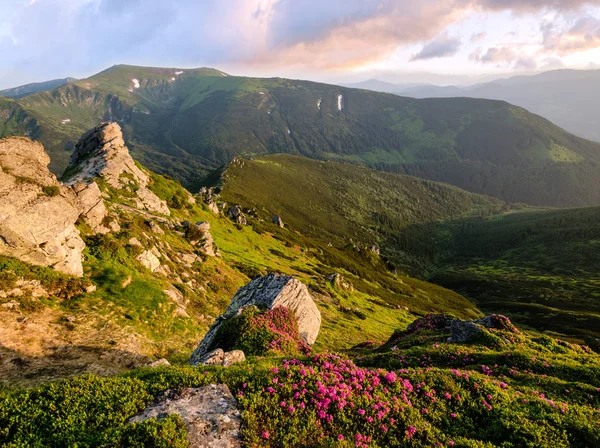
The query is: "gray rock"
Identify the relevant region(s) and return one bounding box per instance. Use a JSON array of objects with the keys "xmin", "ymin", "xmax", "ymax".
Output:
[
  {"xmin": 63, "ymin": 122, "xmax": 170, "ymax": 216},
  {"xmin": 448, "ymin": 320, "xmax": 483, "ymax": 343},
  {"xmin": 207, "ymin": 201, "xmax": 219, "ymax": 215},
  {"xmin": 197, "ymin": 349, "xmax": 246, "ymax": 367},
  {"xmin": 200, "ymin": 348, "xmax": 225, "ymax": 365},
  {"xmin": 223, "ymin": 350, "xmax": 246, "ymax": 366},
  {"xmin": 187, "ymin": 222, "xmax": 218, "ymax": 257},
  {"xmin": 71, "ymin": 181, "xmax": 116, "ymax": 234},
  {"xmin": 136, "ymin": 249, "xmax": 161, "ymax": 272},
  {"xmin": 190, "ymin": 273, "xmax": 321, "ymax": 365},
  {"xmin": 128, "ymin": 237, "xmax": 143, "ymax": 247},
  {"xmin": 227, "ymin": 205, "xmax": 247, "ymax": 226},
  {"xmin": 272, "ymin": 215, "xmax": 284, "ymax": 228},
  {"xmin": 327, "ymin": 273, "xmax": 354, "ymax": 292},
  {"xmin": 0, "ymin": 137, "xmax": 85, "ymax": 276},
  {"xmin": 129, "ymin": 384, "xmax": 242, "ymax": 448},
  {"xmin": 147, "ymin": 358, "xmax": 171, "ymax": 368}
]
